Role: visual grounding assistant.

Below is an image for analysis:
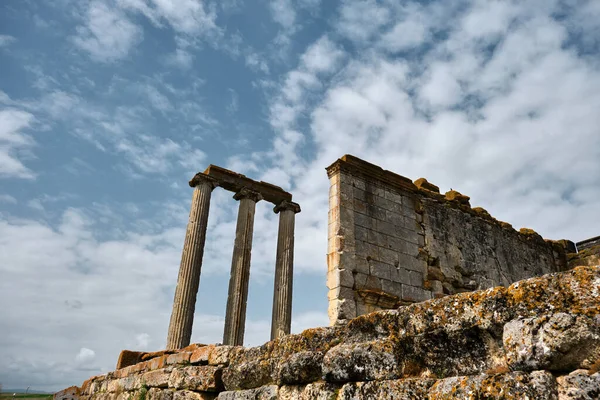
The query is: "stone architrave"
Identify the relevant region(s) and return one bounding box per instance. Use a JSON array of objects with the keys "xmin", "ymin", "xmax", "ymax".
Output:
[
  {"xmin": 223, "ymin": 188, "xmax": 263, "ymax": 346},
  {"xmin": 271, "ymin": 201, "xmax": 301, "ymax": 340},
  {"xmin": 166, "ymin": 173, "xmax": 217, "ymax": 350}
]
